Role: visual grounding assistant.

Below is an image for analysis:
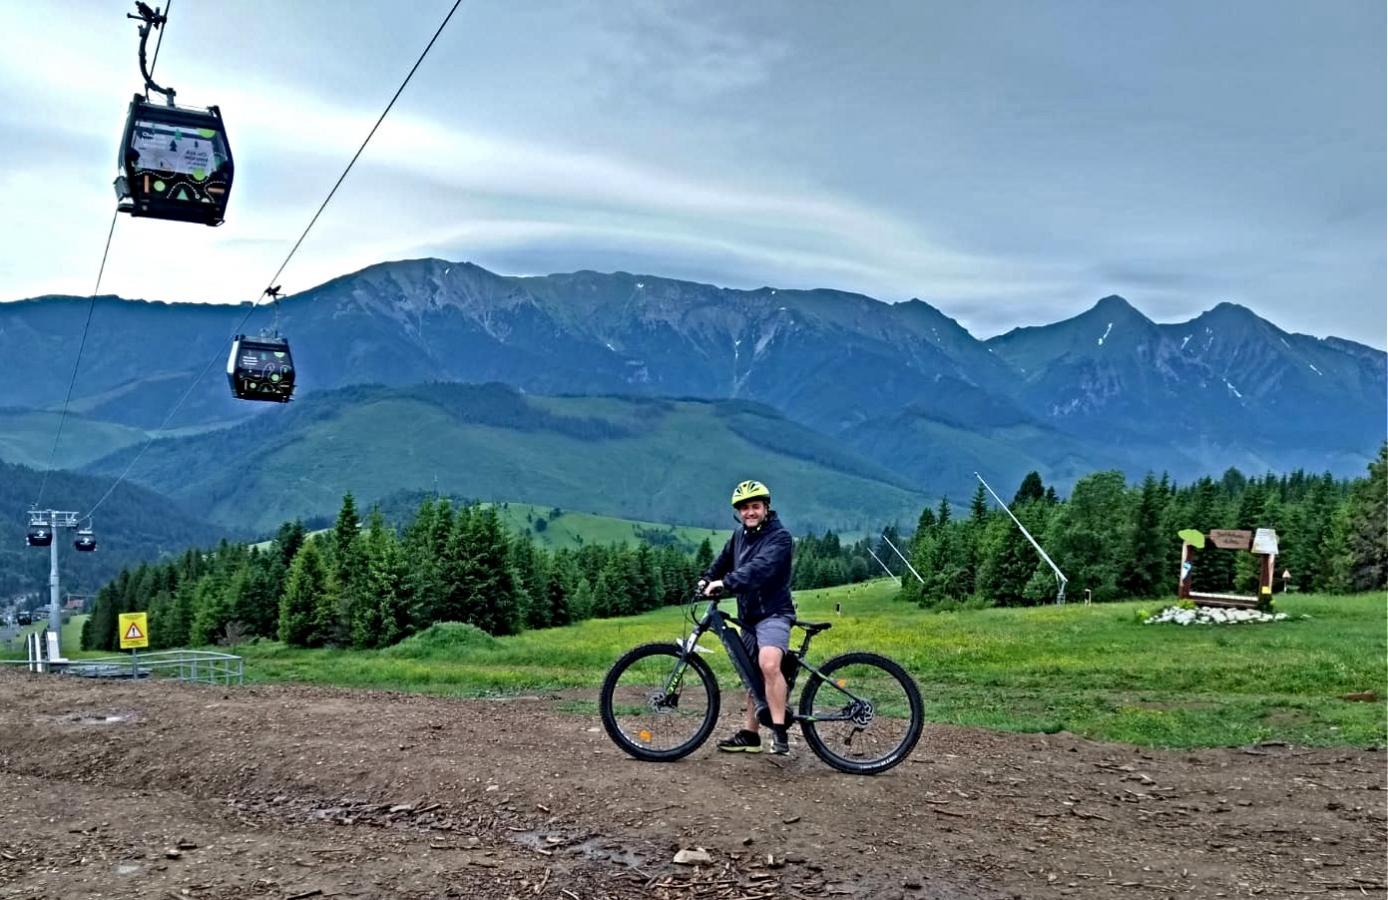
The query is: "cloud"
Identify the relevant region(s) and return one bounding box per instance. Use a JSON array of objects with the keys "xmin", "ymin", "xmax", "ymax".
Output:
[{"xmin": 0, "ymin": 0, "xmax": 1382, "ymax": 349}]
